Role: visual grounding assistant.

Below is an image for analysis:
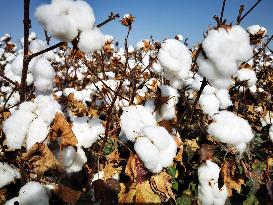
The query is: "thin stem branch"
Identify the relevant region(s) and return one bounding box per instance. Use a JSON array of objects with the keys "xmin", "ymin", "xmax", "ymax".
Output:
[
  {"xmin": 237, "ymin": 0, "xmax": 262, "ymax": 24},
  {"xmin": 29, "ymin": 42, "xmax": 66, "ymax": 60},
  {"xmin": 96, "ymin": 12, "xmax": 120, "ymax": 28},
  {"xmin": 220, "ymin": 0, "xmax": 227, "ymax": 23}
]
